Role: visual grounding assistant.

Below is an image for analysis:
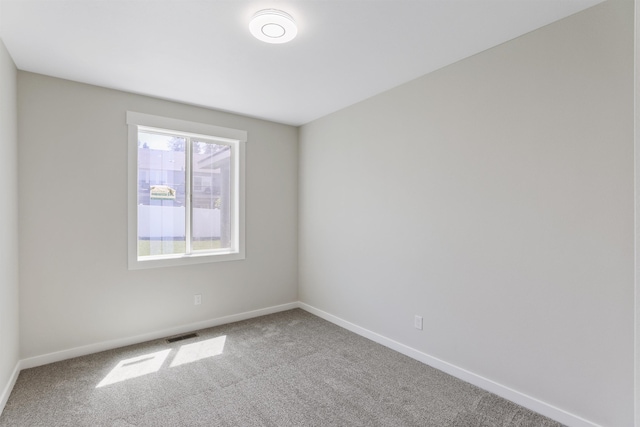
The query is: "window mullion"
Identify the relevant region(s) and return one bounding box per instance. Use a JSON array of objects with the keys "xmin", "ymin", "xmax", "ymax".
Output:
[{"xmin": 185, "ymin": 137, "xmax": 192, "ymax": 255}]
